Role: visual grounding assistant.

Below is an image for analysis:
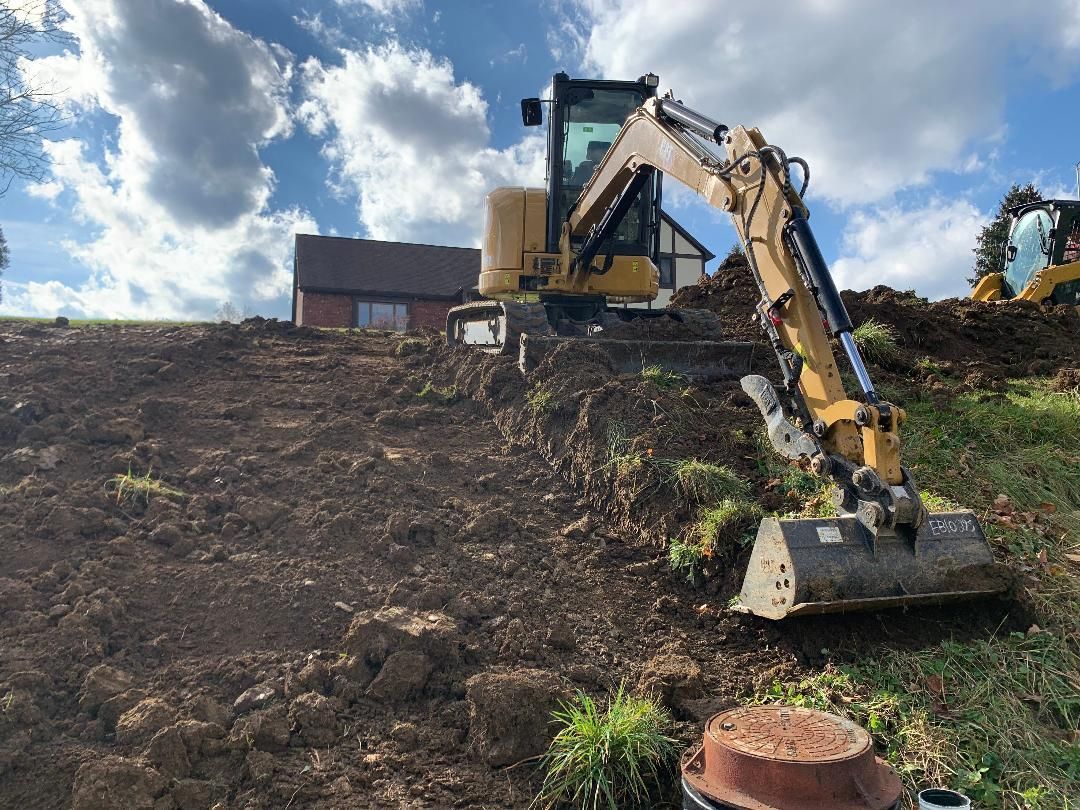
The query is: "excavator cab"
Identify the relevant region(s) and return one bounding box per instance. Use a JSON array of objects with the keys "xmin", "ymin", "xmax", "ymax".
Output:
[
  {"xmin": 527, "ymin": 72, "xmax": 661, "ymax": 269},
  {"xmin": 972, "ymin": 200, "xmax": 1080, "ymax": 306}
]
